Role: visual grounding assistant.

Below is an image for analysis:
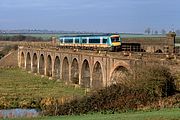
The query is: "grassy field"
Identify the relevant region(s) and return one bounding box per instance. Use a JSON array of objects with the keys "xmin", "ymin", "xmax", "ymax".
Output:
[
  {"xmin": 0, "ymin": 34, "xmax": 59, "ymax": 39},
  {"xmin": 0, "ymin": 33, "xmax": 99, "ymax": 39},
  {"xmin": 10, "ymin": 108, "xmax": 180, "ymax": 120},
  {"xmin": 176, "ymin": 36, "xmax": 180, "ymax": 43},
  {"xmin": 0, "ymin": 69, "xmax": 179, "ymax": 120},
  {"xmin": 0, "ymin": 68, "xmax": 85, "ymax": 108}
]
